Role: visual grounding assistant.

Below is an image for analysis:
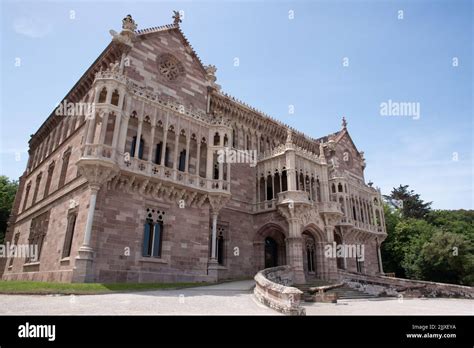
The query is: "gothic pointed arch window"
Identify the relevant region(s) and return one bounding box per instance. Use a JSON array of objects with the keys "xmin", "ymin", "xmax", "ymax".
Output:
[
  {"xmin": 223, "ymin": 134, "xmax": 229, "ymax": 147},
  {"xmin": 281, "ymin": 168, "xmax": 288, "ymax": 192},
  {"xmin": 98, "ymin": 87, "xmax": 107, "ymax": 103},
  {"xmin": 111, "ymin": 89, "xmax": 120, "ymax": 106},
  {"xmin": 142, "ymin": 209, "xmax": 165, "ymax": 258},
  {"xmin": 178, "ymin": 149, "xmax": 186, "ymax": 172},
  {"xmin": 217, "ymin": 225, "xmax": 226, "ymax": 265},
  {"xmin": 213, "ymin": 132, "xmax": 220, "ymax": 146},
  {"xmin": 338, "ymin": 183, "xmax": 343, "ymax": 192}
]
